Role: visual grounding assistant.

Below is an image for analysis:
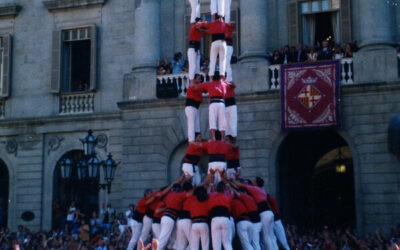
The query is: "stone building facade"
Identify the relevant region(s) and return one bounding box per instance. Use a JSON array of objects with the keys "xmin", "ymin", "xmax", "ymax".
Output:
[{"xmin": 0, "ymin": 0, "xmax": 399, "ymax": 236}]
